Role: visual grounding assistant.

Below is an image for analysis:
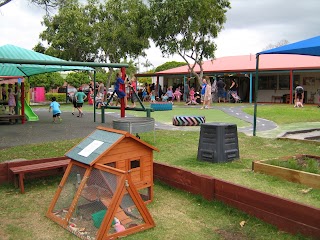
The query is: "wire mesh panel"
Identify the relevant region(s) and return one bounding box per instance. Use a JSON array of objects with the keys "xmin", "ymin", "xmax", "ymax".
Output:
[
  {"xmin": 67, "ymin": 168, "xmax": 121, "ymax": 239},
  {"xmin": 52, "ymin": 164, "xmax": 87, "ymax": 219},
  {"xmin": 106, "ymin": 190, "xmax": 146, "ymax": 237}
]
